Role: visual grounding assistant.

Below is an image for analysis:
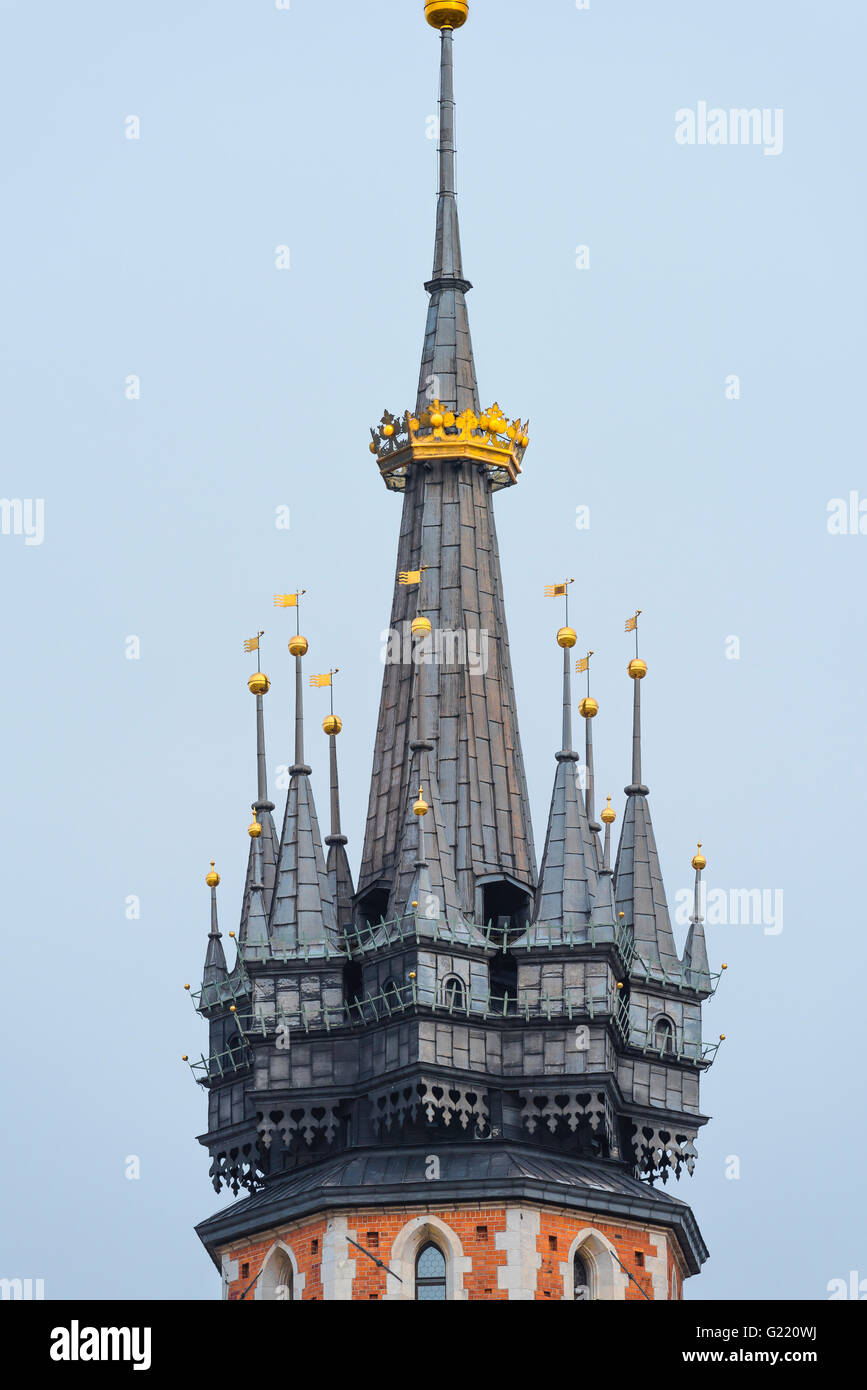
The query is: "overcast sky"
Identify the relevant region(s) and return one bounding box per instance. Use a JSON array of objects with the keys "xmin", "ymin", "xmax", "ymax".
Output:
[{"xmin": 1, "ymin": 0, "xmax": 864, "ymax": 1300}]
